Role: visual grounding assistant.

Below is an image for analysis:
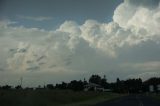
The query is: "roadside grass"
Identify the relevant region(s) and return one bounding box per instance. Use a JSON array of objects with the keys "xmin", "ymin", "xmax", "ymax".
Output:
[
  {"xmin": 150, "ymin": 93, "xmax": 160, "ymax": 101},
  {"xmin": 0, "ymin": 89, "xmax": 121, "ymax": 106},
  {"xmin": 64, "ymin": 92, "xmax": 121, "ymax": 106}
]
